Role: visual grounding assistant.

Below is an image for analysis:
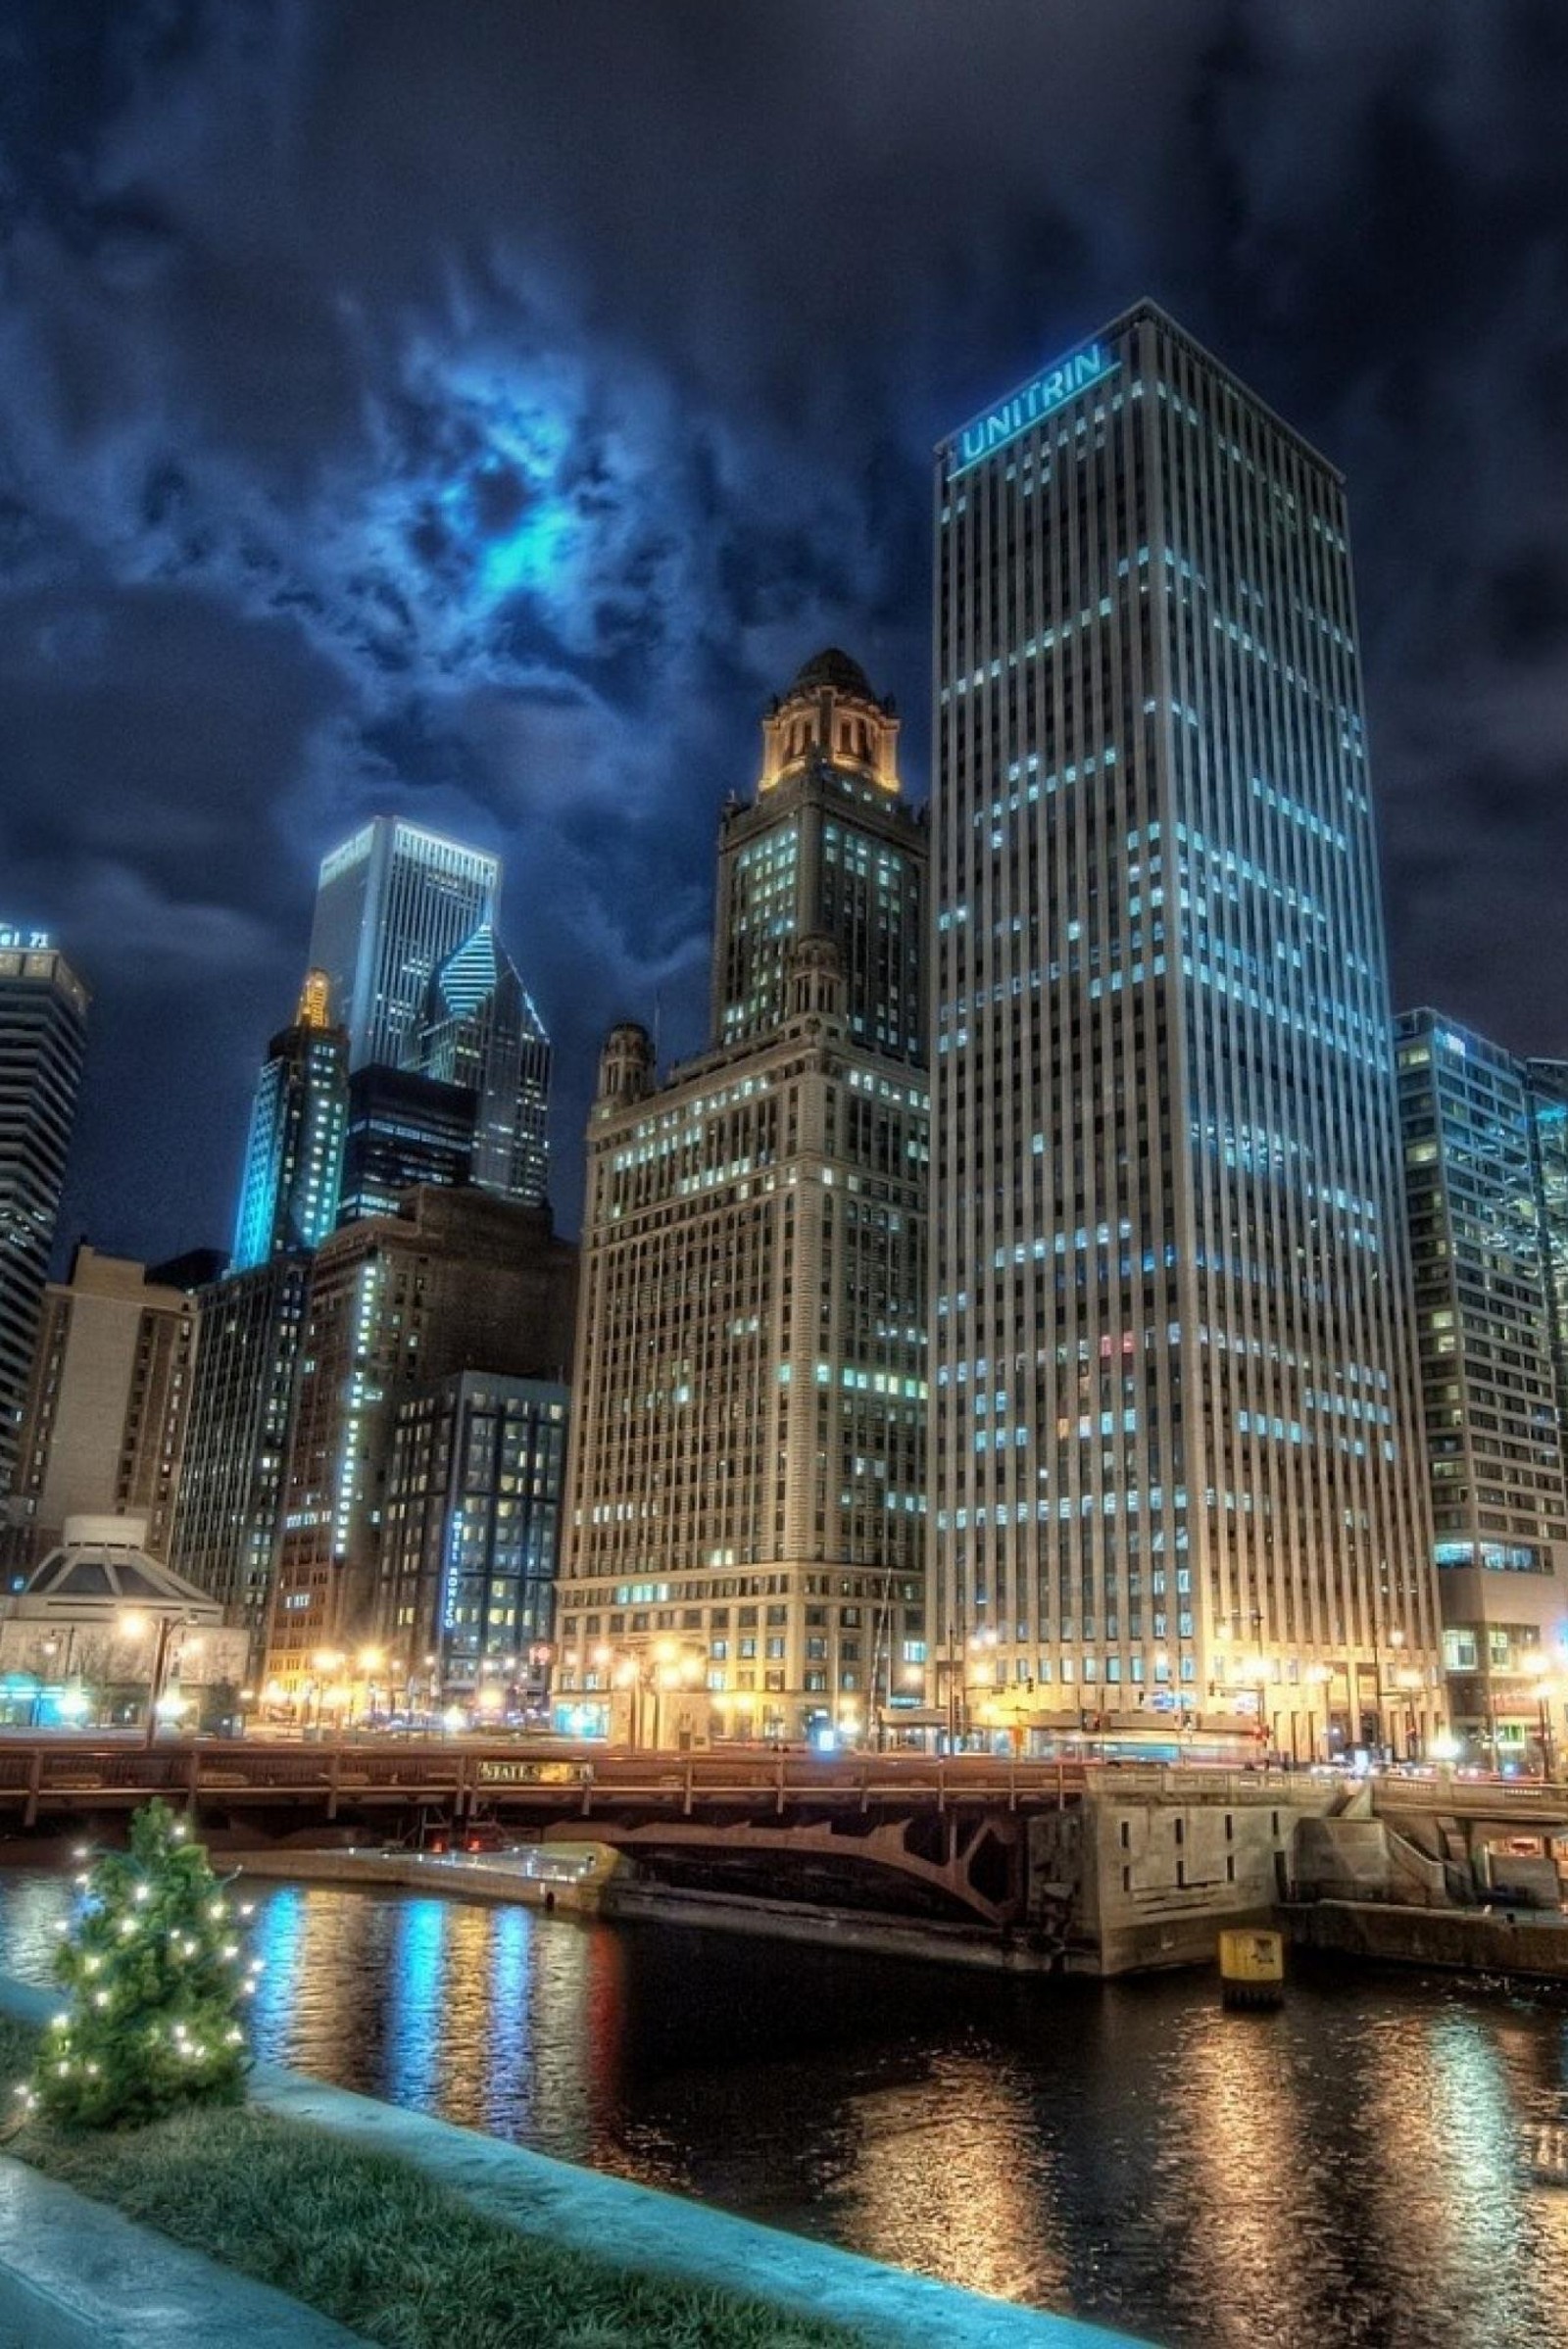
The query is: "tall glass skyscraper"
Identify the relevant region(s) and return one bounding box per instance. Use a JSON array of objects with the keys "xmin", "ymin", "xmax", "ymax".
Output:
[
  {"xmin": 1395, "ymin": 1012, "xmax": 1568, "ymax": 1761},
  {"xmin": 413, "ymin": 924, "xmax": 552, "ymax": 1206},
  {"xmin": 931, "ymin": 301, "xmax": 1438, "ymax": 1756},
  {"xmin": 307, "ymin": 818, "xmax": 500, "ymax": 1071},
  {"xmin": 230, "ymin": 971, "xmax": 349, "ymax": 1270},
  {"xmin": 0, "ymin": 927, "xmax": 89, "ymax": 1495},
  {"xmin": 168, "ymin": 1253, "xmax": 312, "ymax": 1665}
]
